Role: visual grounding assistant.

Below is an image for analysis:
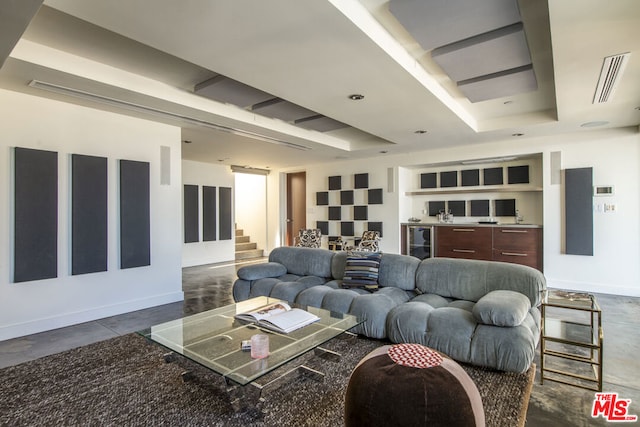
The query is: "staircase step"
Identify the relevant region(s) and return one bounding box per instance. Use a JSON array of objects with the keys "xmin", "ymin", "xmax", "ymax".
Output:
[
  {"xmin": 235, "ymin": 242, "xmax": 257, "ymax": 251},
  {"xmin": 236, "ymin": 229, "xmax": 244, "ymax": 237},
  {"xmin": 236, "ymin": 235, "xmax": 250, "ymax": 243},
  {"xmin": 235, "ymin": 249, "xmax": 264, "ymax": 260}
]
